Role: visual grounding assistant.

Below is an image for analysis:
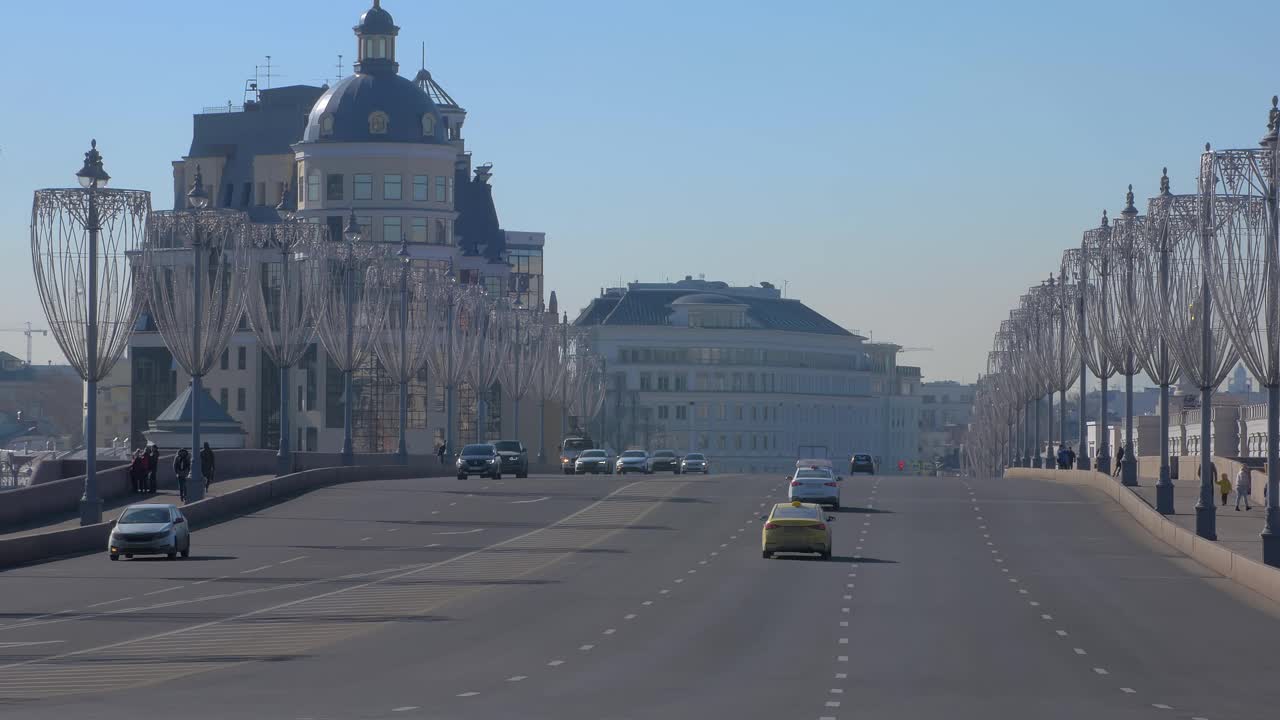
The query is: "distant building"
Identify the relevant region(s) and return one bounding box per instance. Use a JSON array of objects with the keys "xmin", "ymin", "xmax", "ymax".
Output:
[
  {"xmin": 0, "ymin": 353, "xmax": 82, "ymax": 450},
  {"xmin": 573, "ymin": 277, "xmax": 923, "ymax": 473},
  {"xmin": 129, "ymin": 1, "xmax": 553, "ymax": 453},
  {"xmin": 89, "ymin": 352, "xmax": 132, "ymax": 450},
  {"xmin": 920, "ymin": 380, "xmax": 974, "ymax": 469}
]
